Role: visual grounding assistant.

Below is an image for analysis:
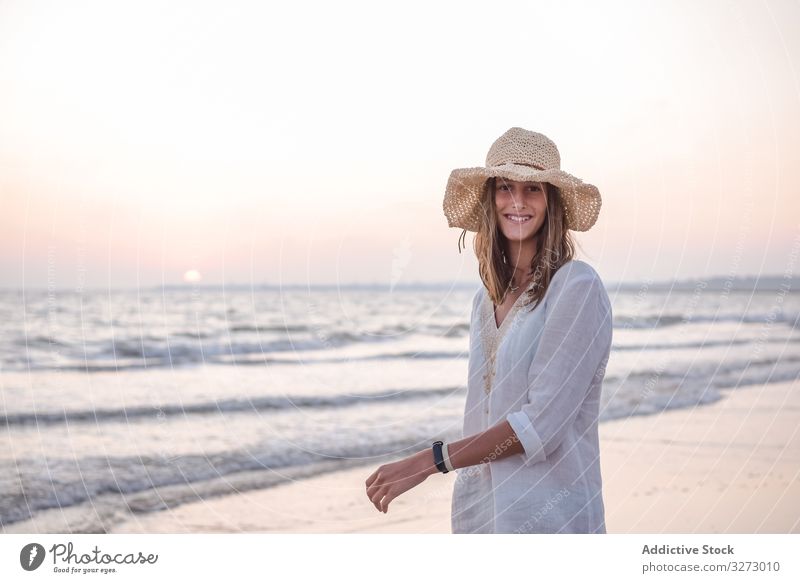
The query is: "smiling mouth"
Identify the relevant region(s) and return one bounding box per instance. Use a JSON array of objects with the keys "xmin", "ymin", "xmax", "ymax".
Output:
[{"xmin": 504, "ymin": 214, "xmax": 533, "ymax": 224}]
